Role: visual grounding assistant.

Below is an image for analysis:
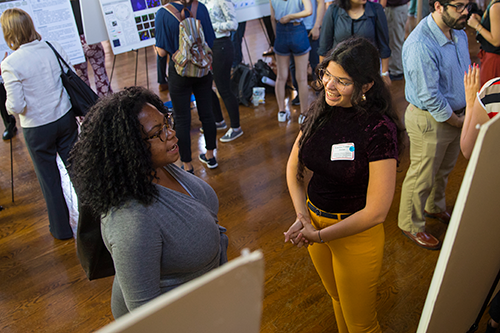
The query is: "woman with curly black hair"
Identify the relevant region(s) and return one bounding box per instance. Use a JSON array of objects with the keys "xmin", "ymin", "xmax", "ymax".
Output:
[
  {"xmin": 284, "ymin": 38, "xmax": 403, "ymax": 333},
  {"xmin": 69, "ymin": 87, "xmax": 225, "ymax": 318}
]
